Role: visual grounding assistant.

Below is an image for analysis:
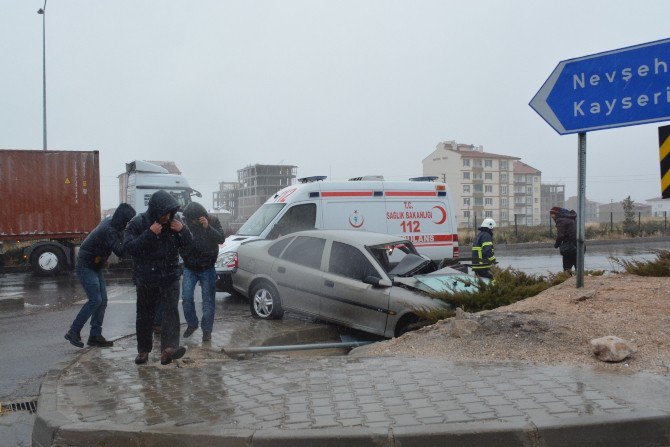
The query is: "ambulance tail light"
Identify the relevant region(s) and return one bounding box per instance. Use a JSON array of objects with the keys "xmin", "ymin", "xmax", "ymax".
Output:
[{"xmin": 435, "ymin": 184, "xmax": 446, "ymax": 191}]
